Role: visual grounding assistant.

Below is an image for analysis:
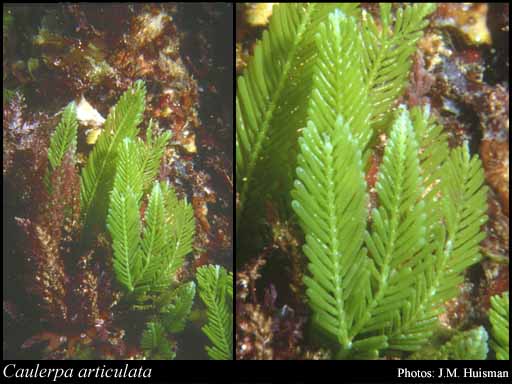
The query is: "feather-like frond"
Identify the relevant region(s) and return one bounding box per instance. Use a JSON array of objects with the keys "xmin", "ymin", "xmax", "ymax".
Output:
[
  {"xmin": 107, "ymin": 188, "xmax": 142, "ymax": 292},
  {"xmin": 80, "ymin": 80, "xmax": 146, "ymax": 243},
  {"xmin": 197, "ymin": 265, "xmax": 233, "ymax": 360},
  {"xmin": 292, "ymin": 115, "xmax": 370, "ymax": 350},
  {"xmin": 361, "ymin": 3, "xmax": 436, "ymax": 128},
  {"xmin": 309, "ymin": 9, "xmax": 372, "ymax": 150},
  {"xmin": 138, "ymin": 182, "xmax": 166, "ymax": 288},
  {"xmin": 435, "ymin": 145, "xmax": 488, "ymax": 303},
  {"xmin": 106, "ymin": 139, "xmax": 143, "ymax": 292},
  {"xmin": 358, "ymin": 108, "xmax": 426, "ymax": 350},
  {"xmin": 489, "ymin": 292, "xmax": 509, "ymax": 360},
  {"xmin": 387, "ymin": 142, "xmax": 488, "ymax": 352},
  {"xmin": 154, "ymin": 182, "xmax": 196, "ymax": 288},
  {"xmin": 46, "ymin": 102, "xmax": 78, "ymax": 191}
]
